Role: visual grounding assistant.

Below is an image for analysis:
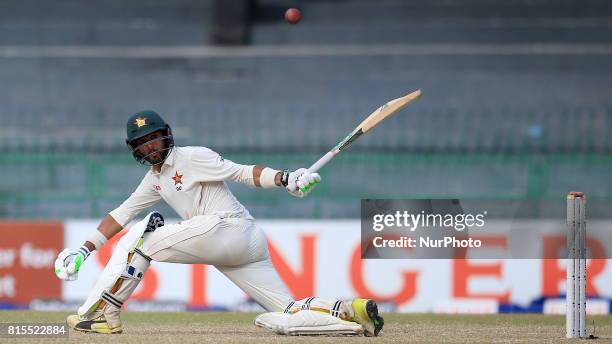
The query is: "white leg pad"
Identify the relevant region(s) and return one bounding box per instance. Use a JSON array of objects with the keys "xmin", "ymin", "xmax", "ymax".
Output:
[
  {"xmin": 77, "ymin": 212, "xmax": 154, "ymax": 317},
  {"xmin": 255, "ymin": 311, "xmax": 364, "ymax": 336}
]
